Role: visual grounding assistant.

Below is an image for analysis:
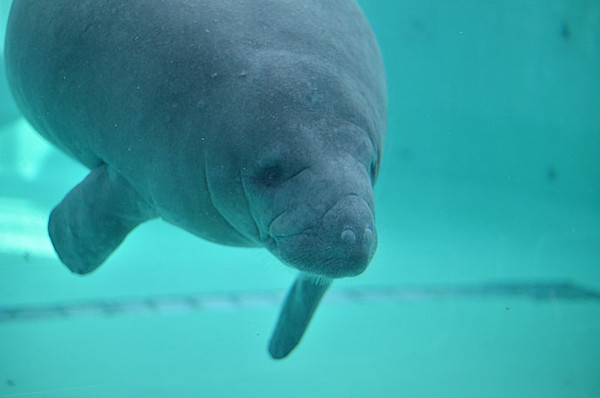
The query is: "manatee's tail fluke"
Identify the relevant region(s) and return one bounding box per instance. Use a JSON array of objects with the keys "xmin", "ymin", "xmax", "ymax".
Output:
[
  {"xmin": 268, "ymin": 273, "xmax": 332, "ymax": 359},
  {"xmin": 48, "ymin": 164, "xmax": 156, "ymax": 274}
]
